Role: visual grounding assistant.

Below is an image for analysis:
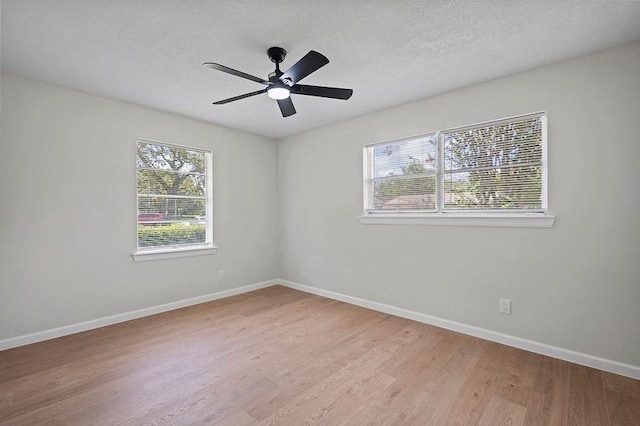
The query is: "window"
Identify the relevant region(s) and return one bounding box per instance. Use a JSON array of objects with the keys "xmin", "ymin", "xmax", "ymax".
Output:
[
  {"xmin": 134, "ymin": 139, "xmax": 215, "ymax": 260},
  {"xmin": 362, "ymin": 112, "xmax": 553, "ymax": 227}
]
